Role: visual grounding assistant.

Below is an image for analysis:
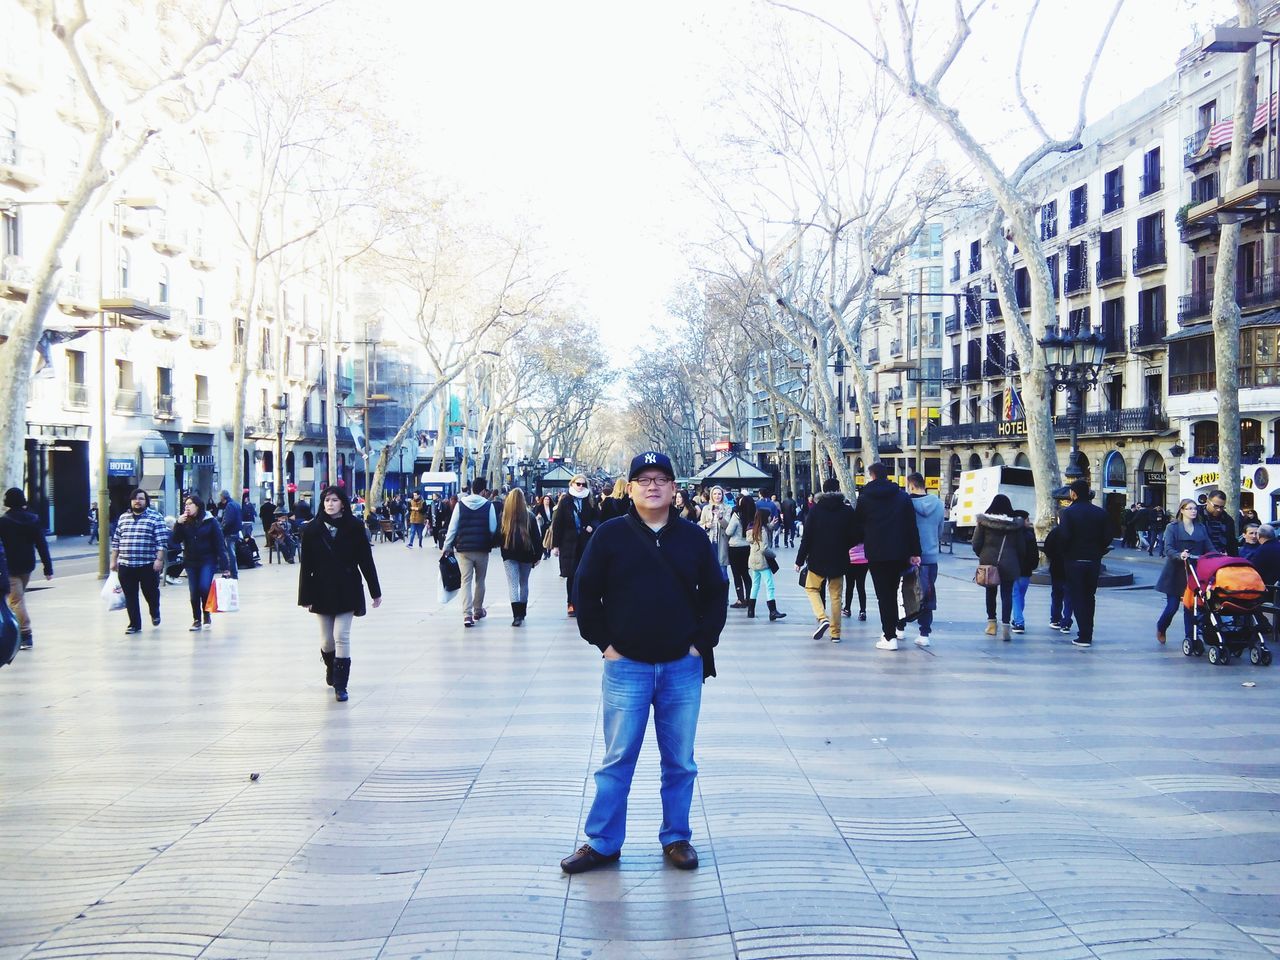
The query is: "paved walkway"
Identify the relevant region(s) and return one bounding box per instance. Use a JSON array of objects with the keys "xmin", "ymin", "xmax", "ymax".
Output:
[{"xmin": 1, "ymin": 539, "xmax": 1278, "ymax": 959}]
